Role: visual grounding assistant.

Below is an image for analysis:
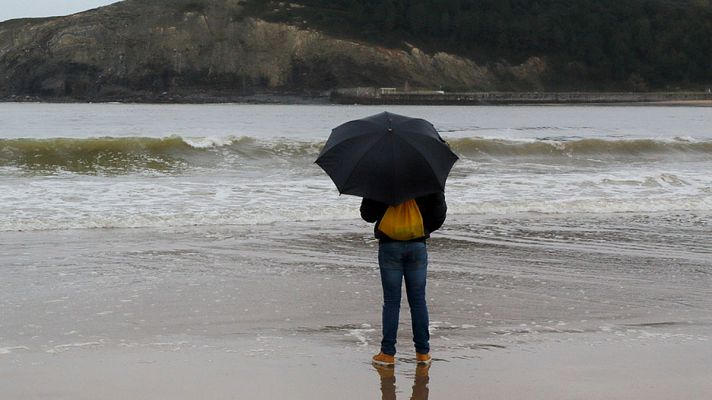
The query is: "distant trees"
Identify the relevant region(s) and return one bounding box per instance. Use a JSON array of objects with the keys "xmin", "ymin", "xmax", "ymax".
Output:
[{"xmin": 252, "ymin": 0, "xmax": 712, "ymax": 89}]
